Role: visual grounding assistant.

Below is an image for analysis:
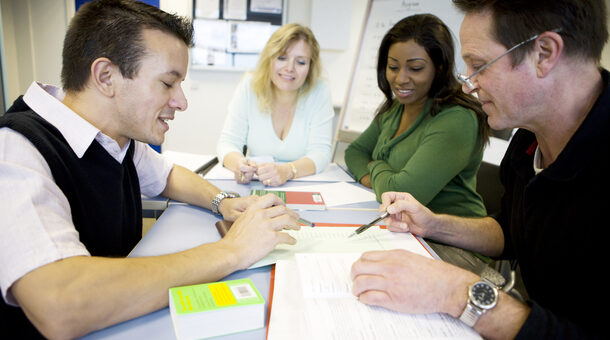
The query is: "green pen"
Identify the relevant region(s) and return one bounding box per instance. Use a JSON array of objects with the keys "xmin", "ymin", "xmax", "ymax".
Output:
[{"xmin": 297, "ymin": 217, "xmax": 314, "ymax": 227}]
